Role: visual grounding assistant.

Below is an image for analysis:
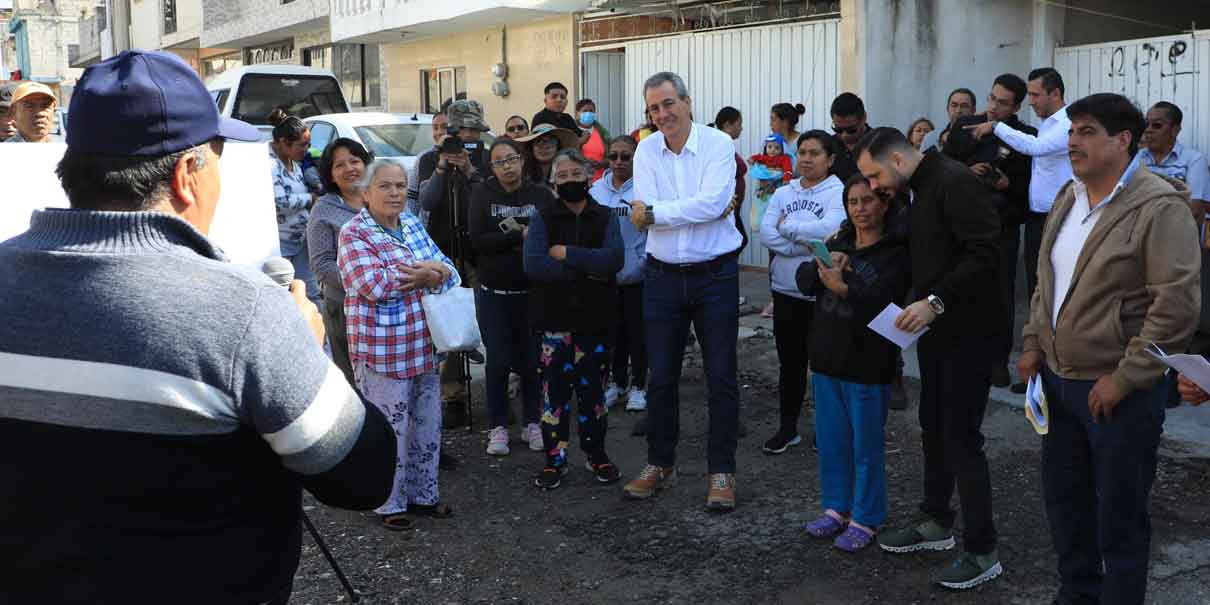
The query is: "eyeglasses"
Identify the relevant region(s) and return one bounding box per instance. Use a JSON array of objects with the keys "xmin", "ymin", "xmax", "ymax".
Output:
[
  {"xmin": 506, "ymin": 125, "xmax": 528, "ymax": 133},
  {"xmin": 491, "ymin": 154, "xmax": 523, "ymax": 168},
  {"xmin": 607, "ymin": 152, "xmax": 633, "ymax": 161},
  {"xmin": 832, "ymin": 125, "xmax": 862, "ymax": 135},
  {"xmin": 533, "ymin": 137, "xmax": 558, "ymax": 148}
]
